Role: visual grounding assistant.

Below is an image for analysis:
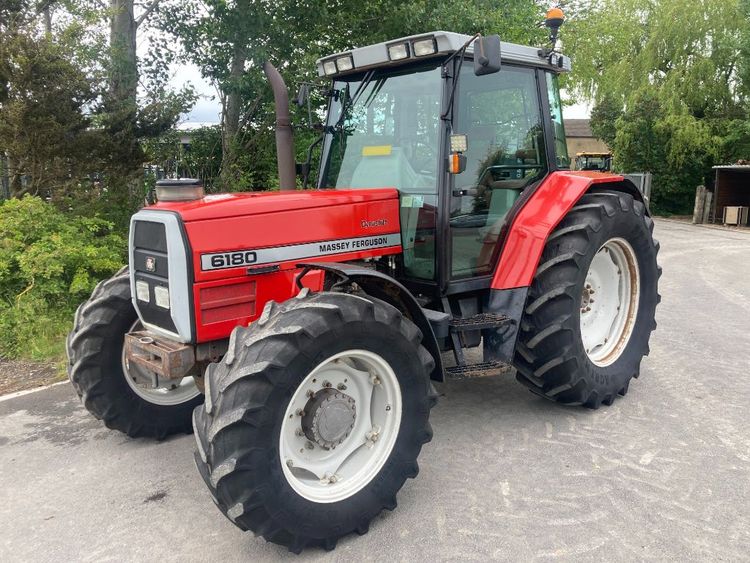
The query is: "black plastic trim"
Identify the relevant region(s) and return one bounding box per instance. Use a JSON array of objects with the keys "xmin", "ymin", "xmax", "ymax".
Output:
[
  {"xmin": 483, "ymin": 286, "xmax": 528, "ymax": 363},
  {"xmin": 297, "ymin": 262, "xmax": 445, "ymax": 382}
]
